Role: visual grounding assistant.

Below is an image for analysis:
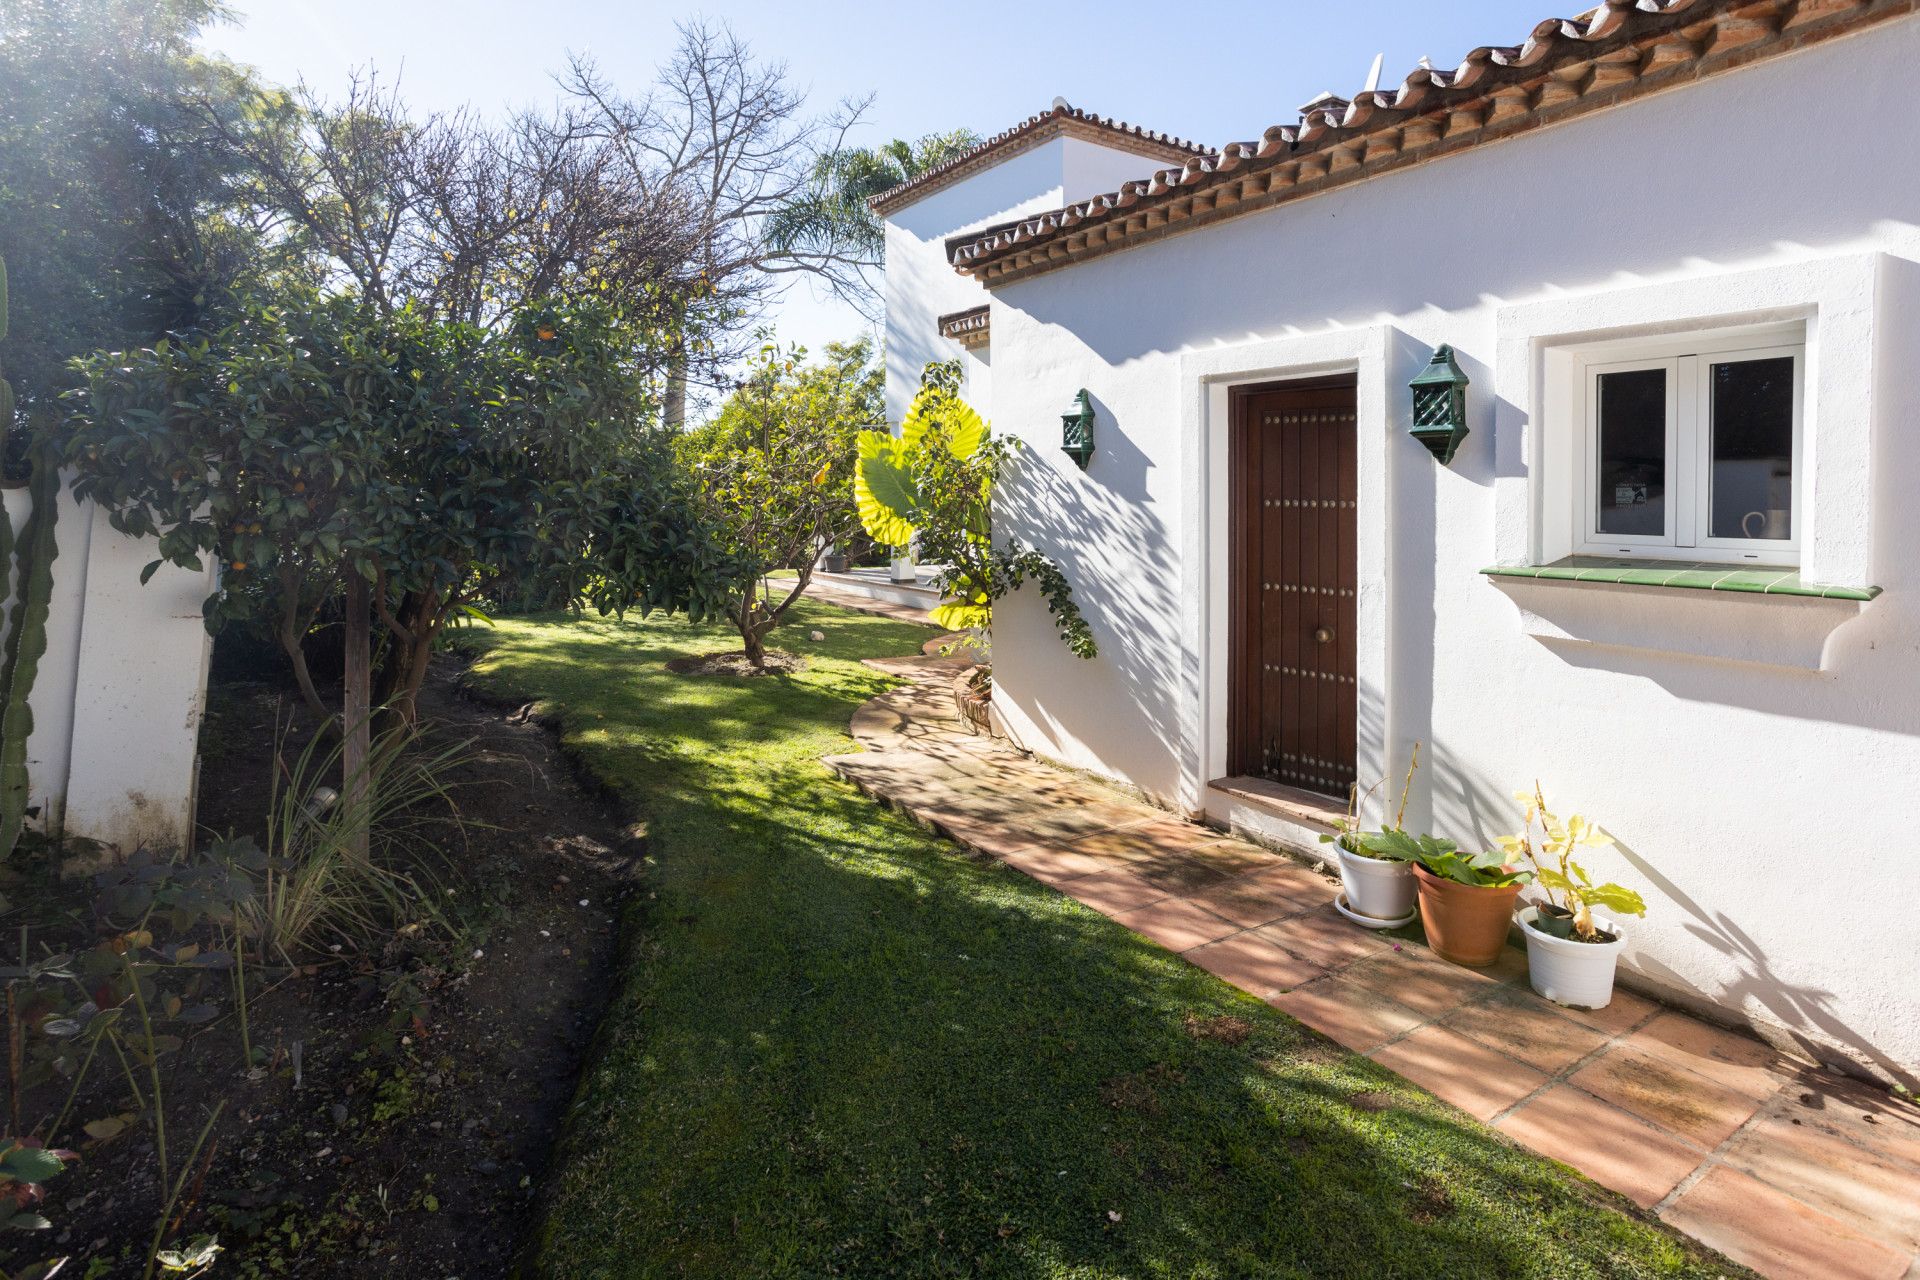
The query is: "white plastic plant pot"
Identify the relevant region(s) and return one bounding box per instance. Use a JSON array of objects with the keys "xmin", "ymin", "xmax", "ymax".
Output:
[
  {"xmin": 1335, "ymin": 844, "xmax": 1417, "ymax": 925},
  {"xmin": 1519, "ymin": 906, "xmax": 1626, "ymax": 1010}
]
